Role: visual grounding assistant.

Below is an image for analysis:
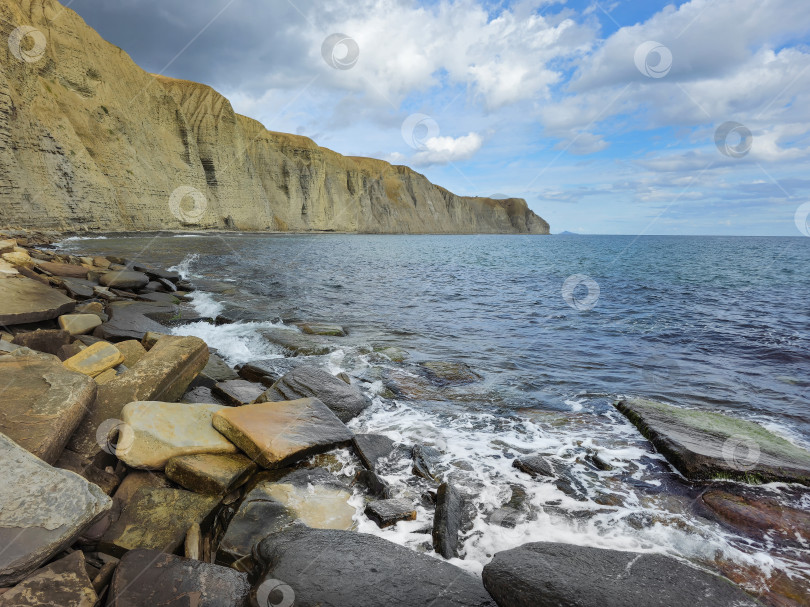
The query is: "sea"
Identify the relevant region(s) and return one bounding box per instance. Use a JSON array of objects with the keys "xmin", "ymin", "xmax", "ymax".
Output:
[{"xmin": 60, "ymin": 233, "xmax": 810, "ymax": 595}]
